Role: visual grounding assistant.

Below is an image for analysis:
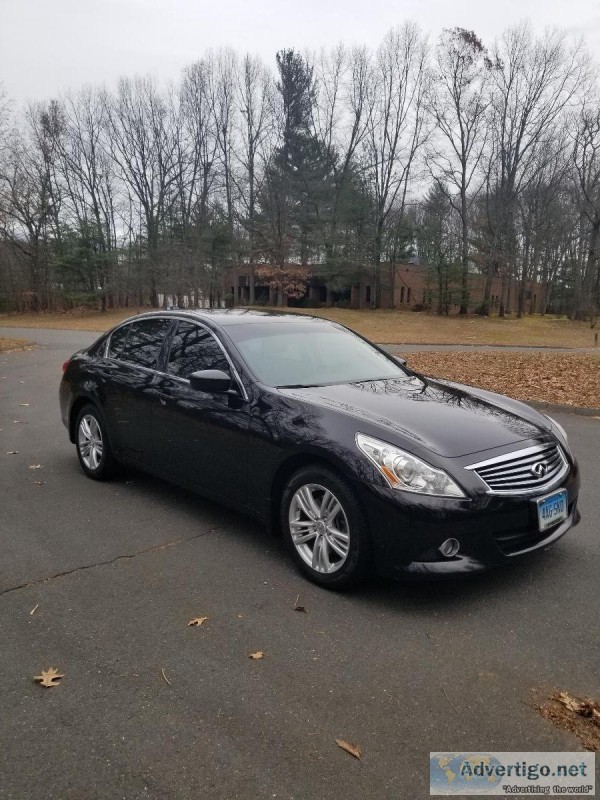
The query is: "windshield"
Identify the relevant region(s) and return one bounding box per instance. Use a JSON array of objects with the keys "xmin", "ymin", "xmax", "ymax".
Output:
[{"xmin": 226, "ymin": 320, "xmax": 408, "ymax": 387}]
